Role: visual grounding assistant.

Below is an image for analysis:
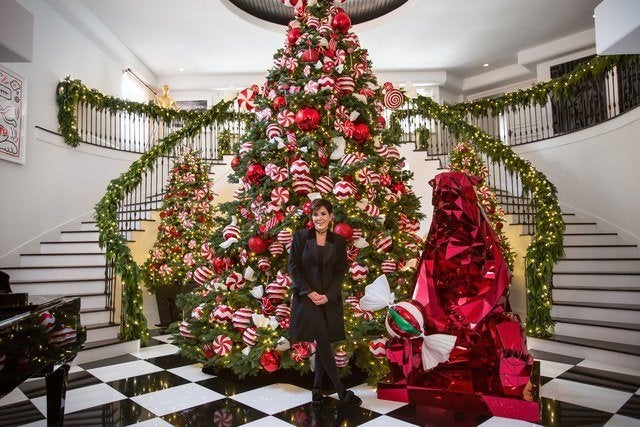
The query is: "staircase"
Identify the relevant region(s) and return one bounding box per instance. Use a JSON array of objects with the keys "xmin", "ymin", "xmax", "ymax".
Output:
[
  {"xmin": 1, "ymin": 218, "xmax": 144, "ymax": 362},
  {"xmin": 505, "ymin": 203, "xmax": 640, "ymax": 369}
]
